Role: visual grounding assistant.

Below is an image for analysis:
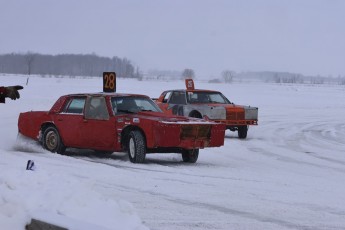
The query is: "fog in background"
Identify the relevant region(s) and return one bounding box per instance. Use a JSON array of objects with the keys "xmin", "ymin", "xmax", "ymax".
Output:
[{"xmin": 1, "ymin": 0, "xmax": 344, "ymax": 78}]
